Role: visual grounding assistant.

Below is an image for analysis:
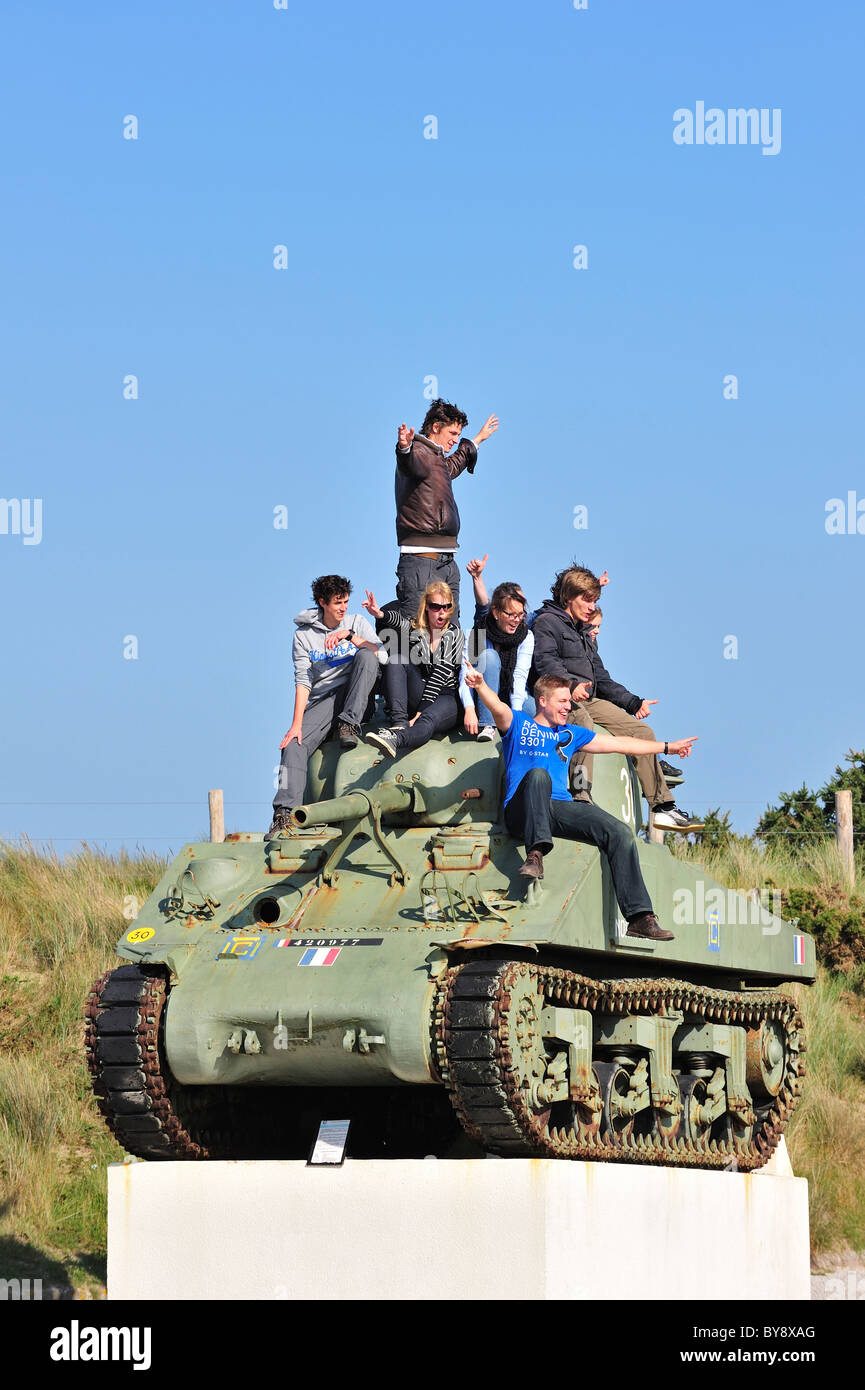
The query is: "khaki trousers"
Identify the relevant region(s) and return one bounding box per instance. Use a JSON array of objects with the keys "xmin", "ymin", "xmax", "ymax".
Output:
[{"xmin": 568, "ymin": 697, "xmax": 672, "ymax": 807}]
